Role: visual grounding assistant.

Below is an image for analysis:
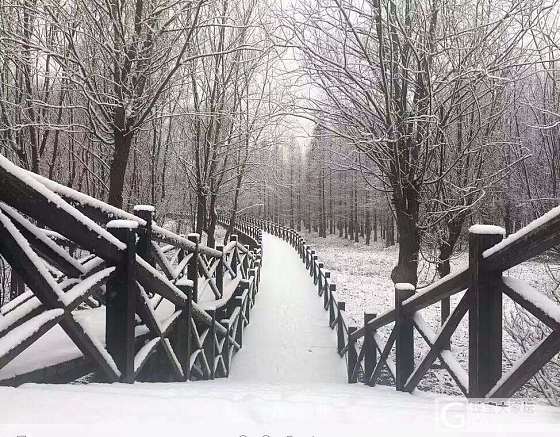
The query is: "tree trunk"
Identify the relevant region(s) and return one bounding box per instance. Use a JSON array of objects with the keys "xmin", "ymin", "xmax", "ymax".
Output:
[
  {"xmin": 195, "ymin": 190, "xmax": 206, "ymax": 236},
  {"xmin": 390, "ymin": 188, "xmax": 420, "ymax": 286},
  {"xmin": 108, "ymin": 123, "xmax": 133, "ymax": 208}
]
